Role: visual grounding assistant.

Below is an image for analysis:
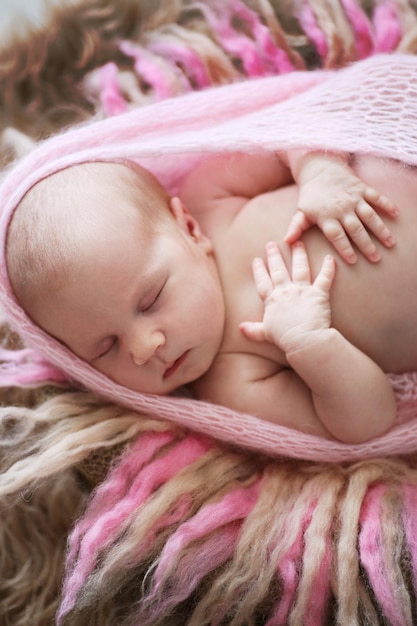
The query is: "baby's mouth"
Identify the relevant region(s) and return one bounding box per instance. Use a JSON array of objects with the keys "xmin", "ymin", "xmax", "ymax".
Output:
[{"xmin": 163, "ymin": 350, "xmax": 190, "ymax": 379}]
